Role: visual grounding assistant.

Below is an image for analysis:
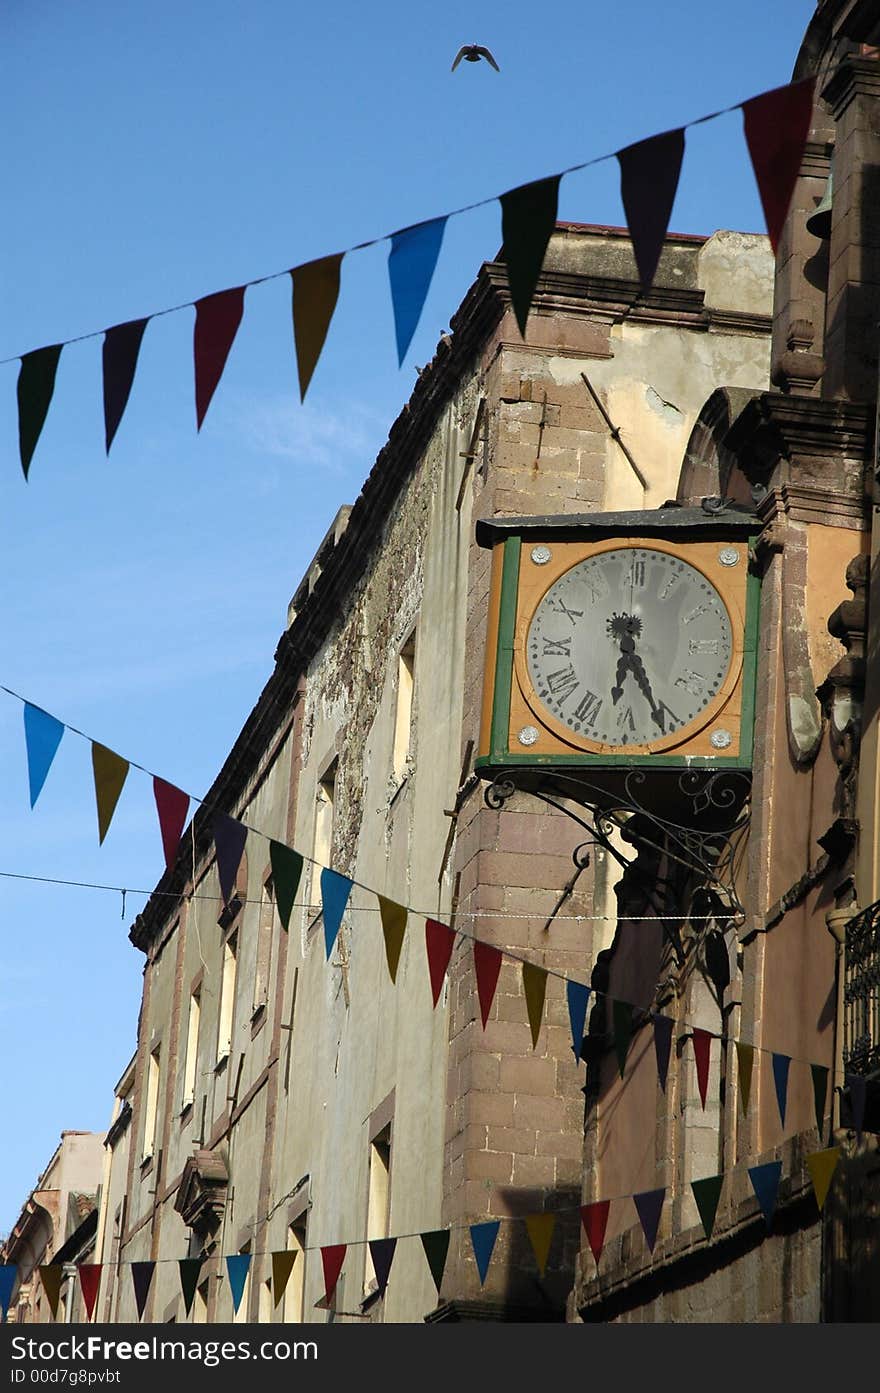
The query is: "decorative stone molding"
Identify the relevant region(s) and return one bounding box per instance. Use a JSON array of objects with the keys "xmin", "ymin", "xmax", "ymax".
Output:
[
  {"xmin": 174, "ymin": 1149, "xmax": 229, "ymax": 1238},
  {"xmin": 817, "ymin": 551, "xmax": 868, "ymax": 815}
]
